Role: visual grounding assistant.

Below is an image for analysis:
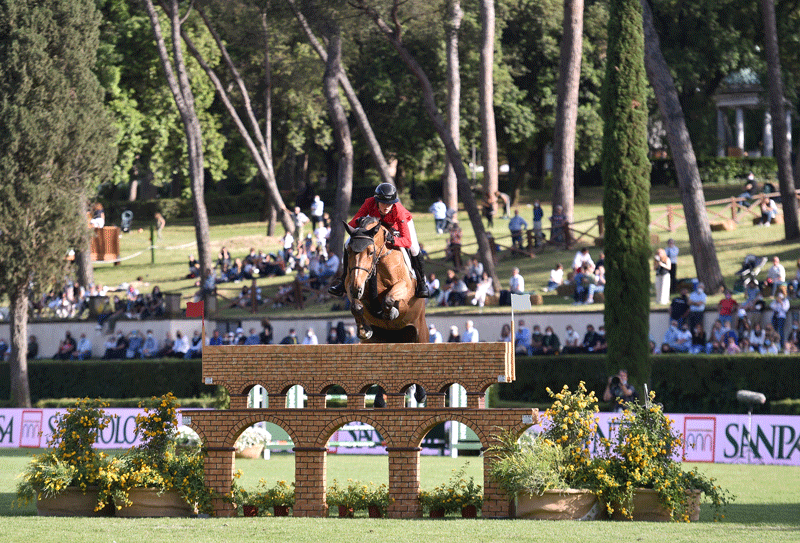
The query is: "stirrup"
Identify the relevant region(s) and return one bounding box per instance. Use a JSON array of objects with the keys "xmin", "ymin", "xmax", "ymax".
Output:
[
  {"xmin": 328, "ymin": 280, "xmax": 345, "ymax": 297},
  {"xmin": 415, "ymin": 283, "xmax": 430, "ymax": 298}
]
